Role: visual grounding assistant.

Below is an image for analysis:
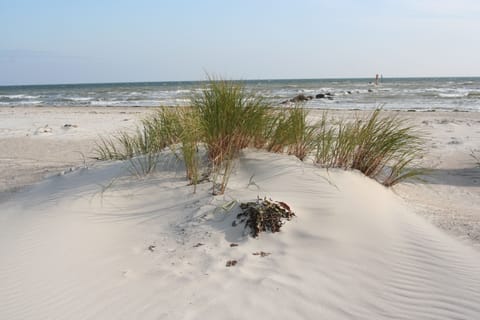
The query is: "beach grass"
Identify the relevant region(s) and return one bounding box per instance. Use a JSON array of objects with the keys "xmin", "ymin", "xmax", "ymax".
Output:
[
  {"xmin": 95, "ymin": 132, "xmax": 135, "ymax": 161},
  {"xmin": 95, "ymin": 79, "xmax": 425, "ymax": 191},
  {"xmin": 314, "ymin": 109, "xmax": 425, "ymax": 186},
  {"xmin": 265, "ymin": 106, "xmax": 317, "ymax": 160},
  {"xmin": 191, "ymin": 77, "xmax": 271, "ymax": 193},
  {"xmin": 173, "ymin": 108, "xmax": 203, "ymax": 190},
  {"xmin": 192, "ymin": 77, "xmax": 269, "ymax": 165}
]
